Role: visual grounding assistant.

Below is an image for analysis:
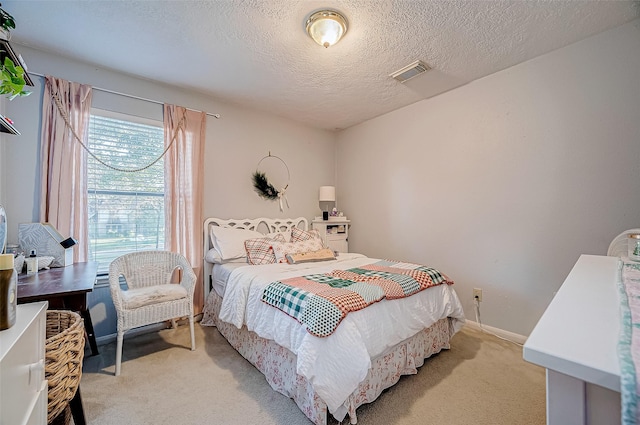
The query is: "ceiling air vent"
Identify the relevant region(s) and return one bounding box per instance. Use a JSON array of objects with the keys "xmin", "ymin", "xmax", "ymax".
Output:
[{"xmin": 389, "ymin": 60, "xmax": 430, "ymax": 83}]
